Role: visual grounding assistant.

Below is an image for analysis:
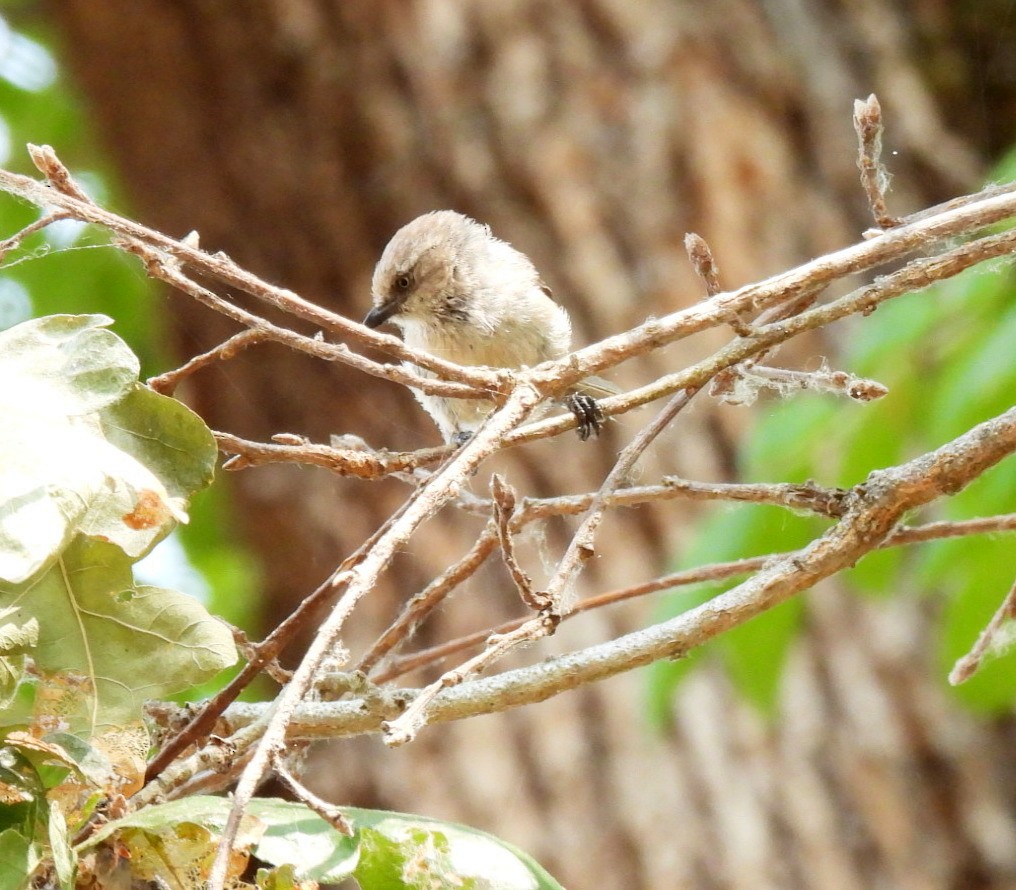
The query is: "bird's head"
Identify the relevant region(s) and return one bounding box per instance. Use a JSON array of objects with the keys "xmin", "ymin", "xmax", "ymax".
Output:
[{"xmin": 365, "ymin": 210, "xmax": 484, "ymax": 330}]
